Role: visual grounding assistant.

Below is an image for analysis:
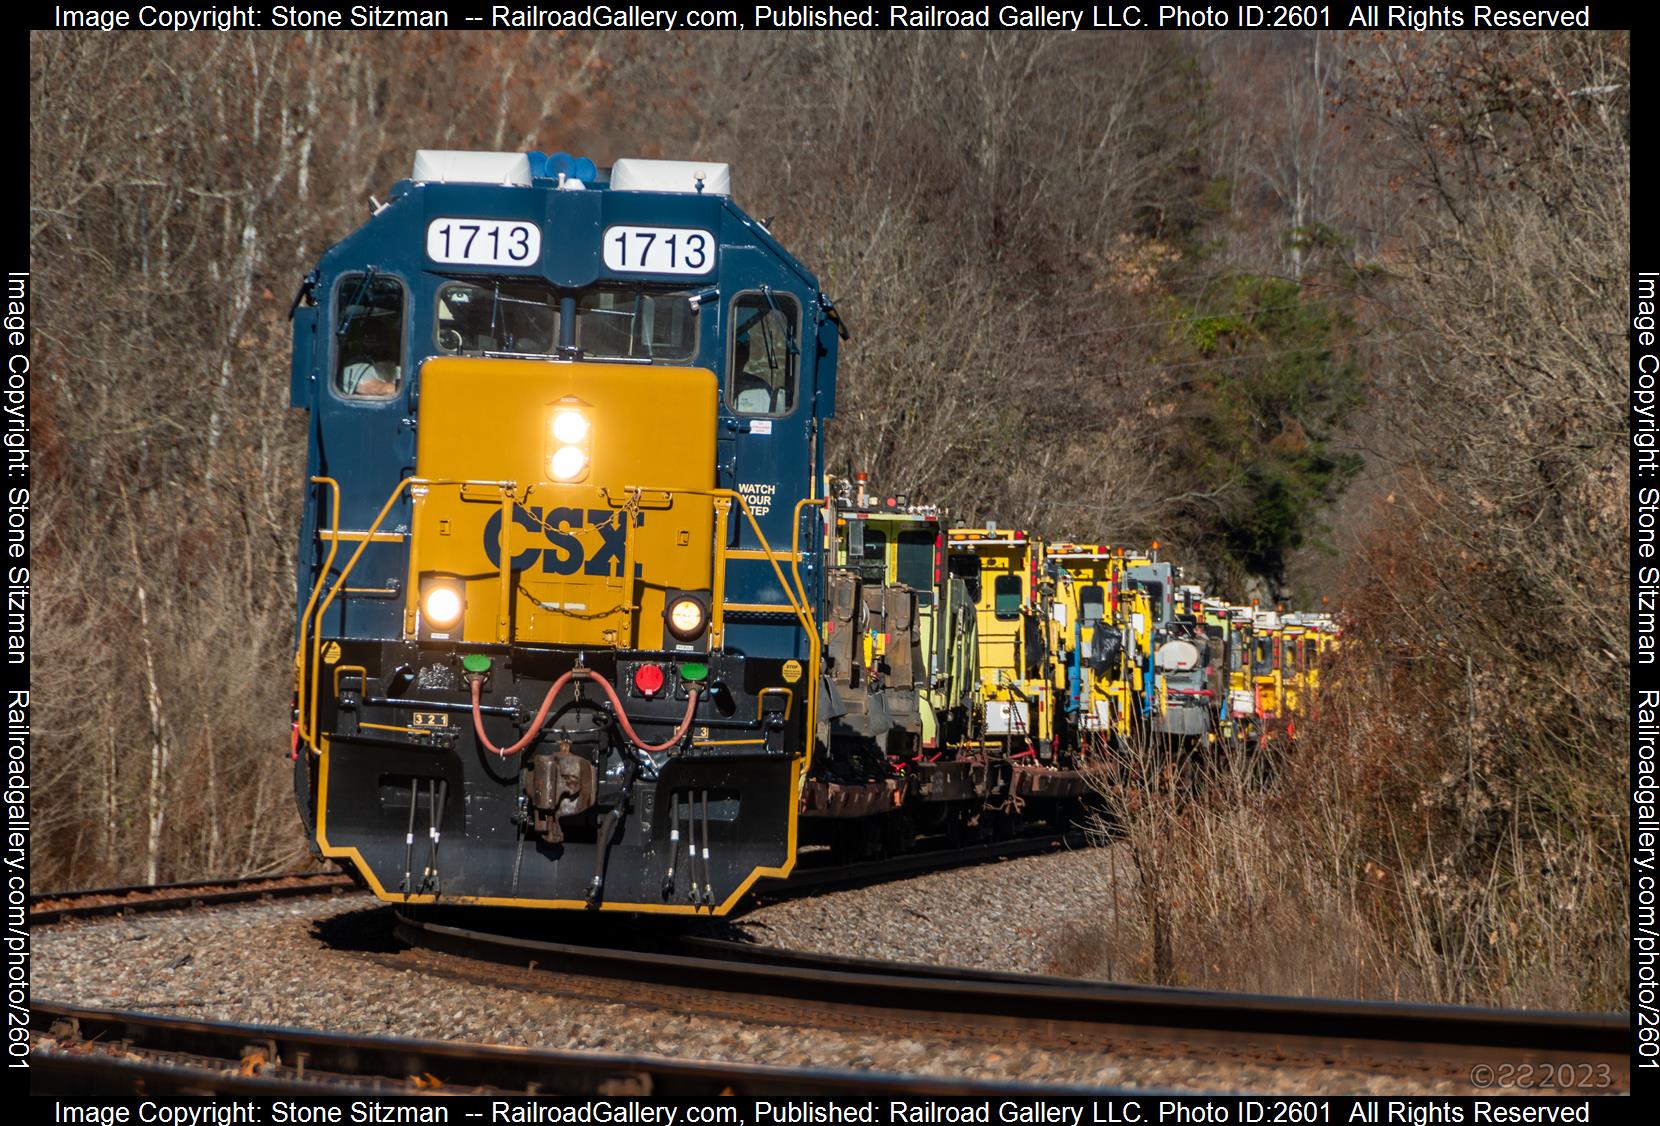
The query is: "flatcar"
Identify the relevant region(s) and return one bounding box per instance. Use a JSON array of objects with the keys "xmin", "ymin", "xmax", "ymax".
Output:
[{"xmin": 290, "ymin": 151, "xmax": 843, "ymax": 914}]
